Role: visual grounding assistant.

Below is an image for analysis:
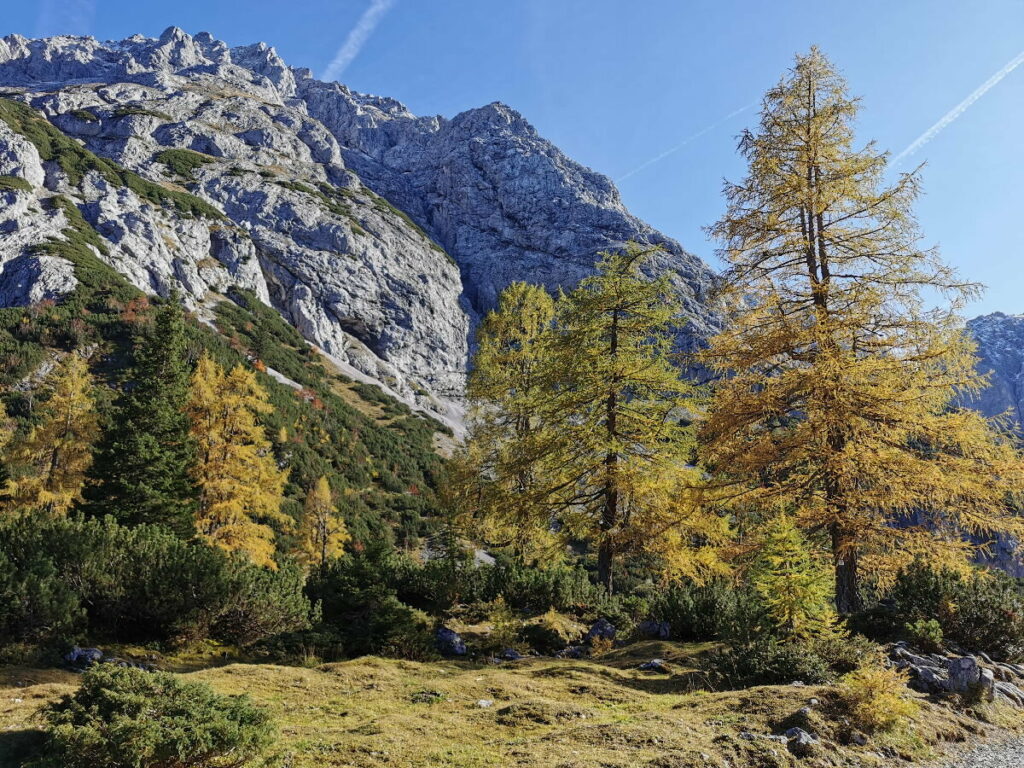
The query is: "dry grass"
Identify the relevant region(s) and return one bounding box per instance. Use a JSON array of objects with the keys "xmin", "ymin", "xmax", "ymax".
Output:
[{"xmin": 0, "ymin": 643, "xmax": 1015, "ymax": 768}]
